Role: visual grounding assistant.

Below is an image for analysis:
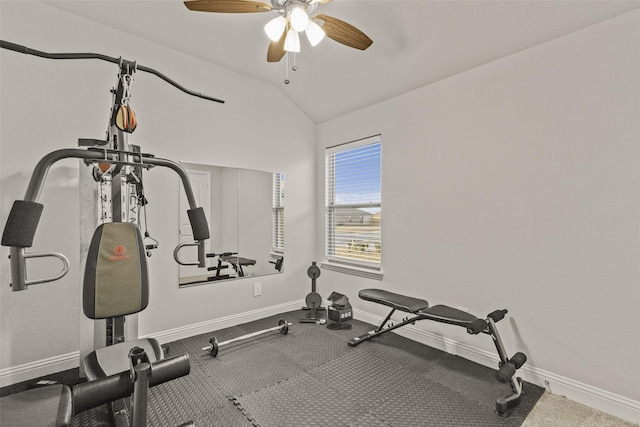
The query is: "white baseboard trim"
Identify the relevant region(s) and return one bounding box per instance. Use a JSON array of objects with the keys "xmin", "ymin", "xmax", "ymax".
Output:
[
  {"xmin": 0, "ymin": 352, "xmax": 80, "ymax": 388},
  {"xmin": 1, "ymin": 299, "xmax": 304, "ymax": 389},
  {"xmin": 354, "ymin": 308, "xmax": 640, "ymax": 425},
  {"xmin": 142, "ymin": 299, "xmax": 304, "ymax": 345}
]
